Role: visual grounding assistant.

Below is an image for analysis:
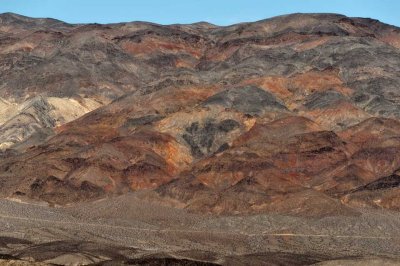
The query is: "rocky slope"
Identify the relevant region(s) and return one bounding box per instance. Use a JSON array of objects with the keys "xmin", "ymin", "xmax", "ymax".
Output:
[{"xmin": 1, "ymin": 13, "xmax": 400, "ymax": 216}]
